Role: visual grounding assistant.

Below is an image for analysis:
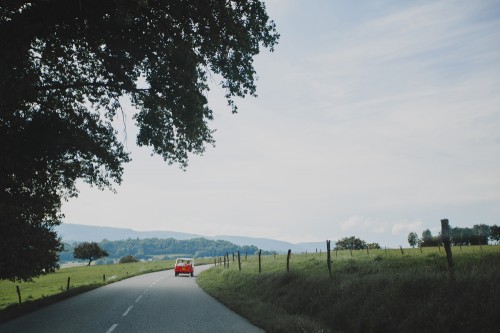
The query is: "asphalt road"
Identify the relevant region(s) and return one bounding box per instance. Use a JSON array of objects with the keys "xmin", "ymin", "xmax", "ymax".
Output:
[{"xmin": 0, "ymin": 265, "xmax": 264, "ymax": 333}]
